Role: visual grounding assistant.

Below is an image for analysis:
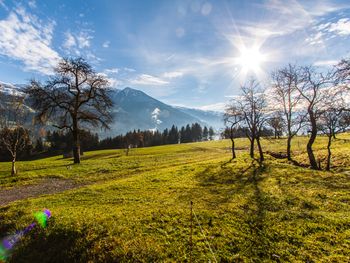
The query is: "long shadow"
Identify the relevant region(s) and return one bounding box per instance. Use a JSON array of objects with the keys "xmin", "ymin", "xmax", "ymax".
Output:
[
  {"xmin": 192, "ymin": 160, "xmax": 277, "ymax": 260},
  {"xmin": 242, "ymin": 164, "xmax": 273, "ymax": 260}
]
